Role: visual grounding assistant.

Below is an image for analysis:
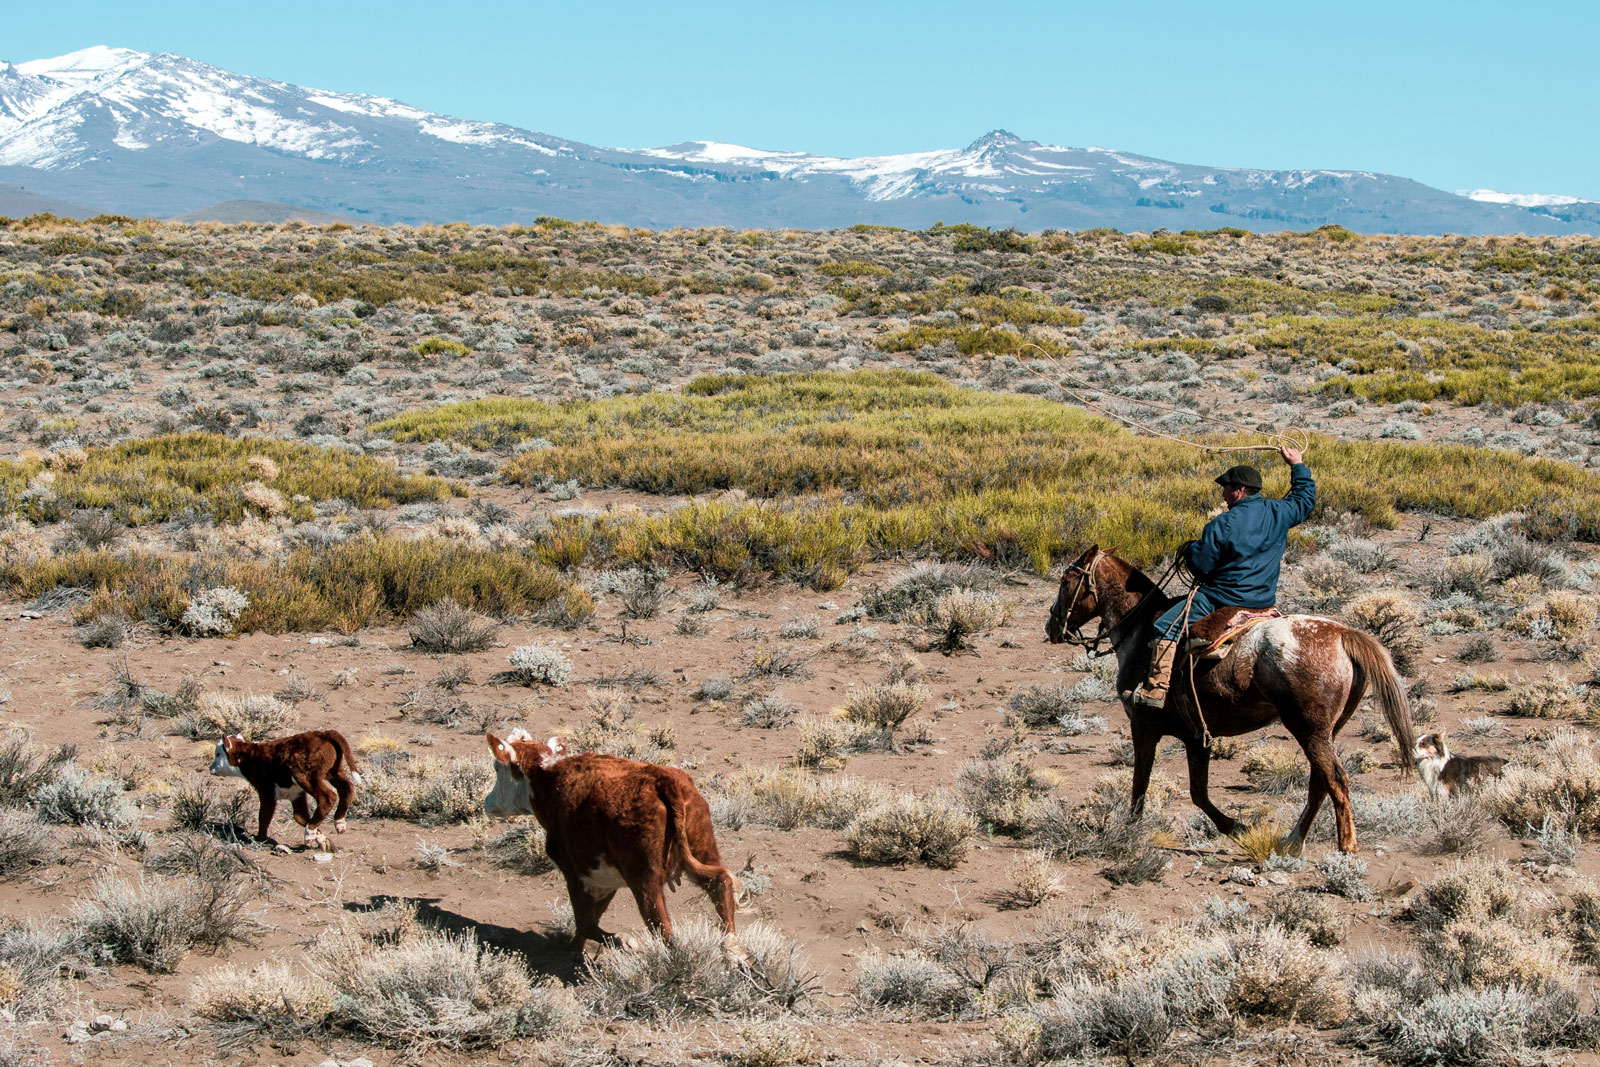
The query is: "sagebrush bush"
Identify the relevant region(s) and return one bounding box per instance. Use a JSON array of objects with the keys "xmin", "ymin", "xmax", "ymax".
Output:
[
  {"xmin": 1510, "ymin": 592, "xmax": 1597, "ymax": 641},
  {"xmin": 408, "ymin": 598, "xmax": 500, "ymax": 652},
  {"xmin": 488, "ymin": 822, "xmax": 554, "ymax": 876},
  {"xmin": 1319, "ymin": 852, "xmax": 1374, "ymax": 900},
  {"xmin": 1345, "ymin": 590, "xmax": 1423, "ymax": 675},
  {"xmin": 1408, "ymin": 860, "xmax": 1525, "ymax": 939},
  {"xmin": 1482, "ymin": 730, "xmax": 1600, "ymax": 835},
  {"xmin": 1417, "ymin": 795, "xmax": 1498, "ymax": 856},
  {"xmin": 1225, "ymin": 922, "xmax": 1349, "ymax": 1024},
  {"xmin": 356, "ymin": 756, "xmax": 491, "ymax": 823},
  {"xmin": 793, "ymin": 717, "xmax": 870, "ymax": 769},
  {"xmin": 506, "ymin": 643, "xmax": 572, "ymax": 686},
  {"xmin": 177, "ymin": 691, "xmax": 299, "ymax": 740},
  {"xmin": 1504, "ymin": 675, "xmax": 1582, "ymax": 719},
  {"xmin": 707, "ymin": 767, "xmax": 889, "ymax": 832},
  {"xmin": 860, "ymin": 562, "xmax": 1001, "ymax": 622},
  {"xmin": 845, "ymin": 792, "xmax": 977, "ymax": 868},
  {"xmin": 30, "ymin": 767, "xmax": 135, "ymax": 828},
  {"xmin": 741, "ymin": 692, "xmax": 798, "ymax": 729},
  {"xmin": 1262, "ymin": 890, "xmax": 1344, "ymax": 947},
  {"xmin": 957, "ymin": 752, "xmax": 1052, "ymax": 835},
  {"xmin": 0, "ymin": 736, "xmax": 73, "ymax": 805},
  {"xmin": 586, "ymin": 919, "xmax": 814, "ymax": 1019},
  {"xmin": 0, "ymin": 811, "xmax": 52, "ymax": 876},
  {"xmin": 189, "ymin": 960, "xmax": 333, "ymax": 1046},
  {"xmin": 71, "ymin": 875, "xmax": 252, "ymax": 973},
  {"xmin": 181, "ymin": 585, "xmax": 249, "ymax": 636},
  {"xmin": 1381, "ymin": 985, "xmax": 1592, "ymax": 1067},
  {"xmin": 1241, "ymin": 744, "xmax": 1309, "ymax": 794},
  {"xmin": 1423, "ymin": 916, "xmax": 1573, "ymax": 994},
  {"xmin": 841, "ymin": 680, "xmax": 929, "ymax": 743},
  {"xmin": 316, "ymin": 922, "xmax": 580, "ymax": 1050},
  {"xmin": 920, "ymin": 588, "xmax": 1011, "ymax": 652},
  {"xmin": 854, "ymin": 949, "xmax": 970, "ymax": 1018},
  {"xmin": 565, "ymin": 688, "xmax": 675, "ymax": 762}
]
